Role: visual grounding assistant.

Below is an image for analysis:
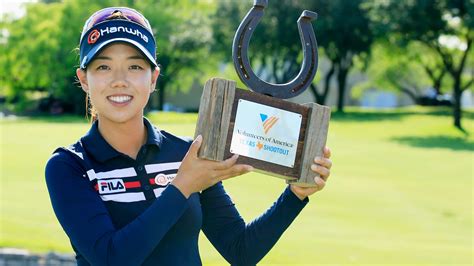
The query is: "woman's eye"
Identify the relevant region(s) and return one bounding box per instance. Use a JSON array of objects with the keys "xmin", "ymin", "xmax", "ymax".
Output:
[
  {"xmin": 97, "ymin": 65, "xmax": 110, "ymax": 70},
  {"xmin": 130, "ymin": 65, "xmax": 144, "ymax": 70}
]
